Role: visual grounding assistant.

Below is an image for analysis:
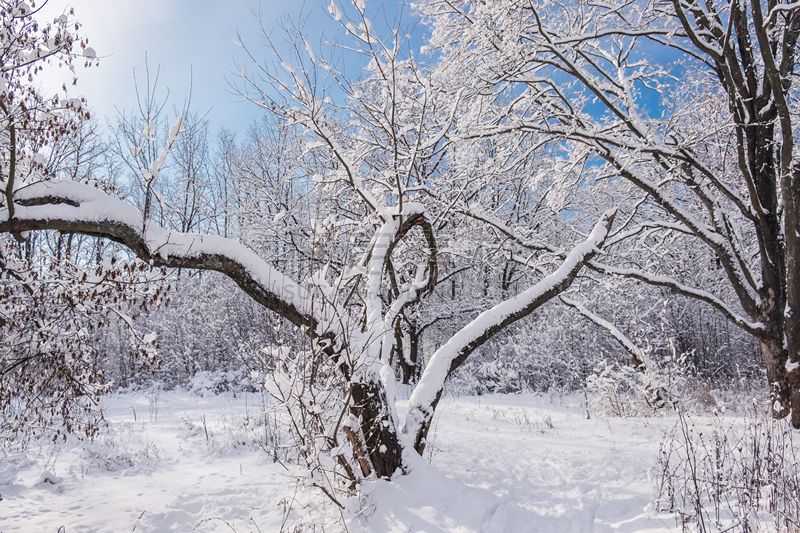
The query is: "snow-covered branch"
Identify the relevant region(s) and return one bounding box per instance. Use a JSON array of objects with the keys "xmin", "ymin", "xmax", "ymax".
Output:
[
  {"xmin": 0, "ymin": 179, "xmax": 325, "ymax": 338},
  {"xmin": 586, "ymin": 261, "xmax": 765, "ymax": 337},
  {"xmin": 560, "ymin": 296, "xmax": 644, "ymax": 367},
  {"xmin": 404, "ymin": 209, "xmax": 617, "ymax": 453}
]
